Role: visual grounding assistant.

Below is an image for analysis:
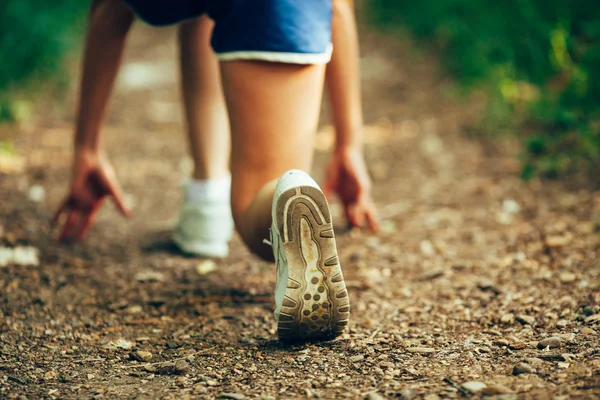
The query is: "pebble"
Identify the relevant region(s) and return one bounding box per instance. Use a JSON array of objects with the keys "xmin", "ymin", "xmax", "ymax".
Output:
[
  {"xmin": 44, "ymin": 370, "xmax": 56, "ymax": 379},
  {"xmin": 350, "ymin": 355, "xmax": 364, "ymax": 362},
  {"xmin": 407, "ymin": 347, "xmax": 435, "ymax": 354},
  {"xmin": 157, "ymin": 360, "xmax": 189, "ymax": 375},
  {"xmin": 423, "ymin": 394, "xmax": 441, "ymax": 400},
  {"xmin": 218, "ymin": 393, "xmax": 246, "ymax": 400},
  {"xmin": 461, "ymin": 381, "xmax": 486, "ymax": 393},
  {"xmin": 135, "ymin": 351, "xmax": 153, "ymax": 362},
  {"xmin": 134, "ymin": 270, "xmax": 165, "ymax": 282},
  {"xmin": 545, "ymin": 234, "xmax": 572, "ymax": 248},
  {"xmin": 365, "ymin": 392, "xmax": 385, "ymax": 400},
  {"xmin": 537, "ymin": 336, "xmax": 562, "ymax": 349},
  {"xmin": 516, "ymin": 315, "xmax": 536, "ymax": 326},
  {"xmin": 196, "ymin": 260, "xmax": 217, "ymax": 275},
  {"xmin": 27, "ymin": 185, "xmax": 45, "ymax": 203},
  {"xmin": 495, "ymin": 339, "xmax": 509, "ymax": 347},
  {"xmin": 501, "ymin": 314, "xmax": 515, "ymax": 324},
  {"xmin": 583, "ymin": 307, "xmax": 595, "ymax": 316},
  {"xmin": 400, "ymin": 389, "xmax": 417, "ymax": 399},
  {"xmin": 556, "ymin": 319, "xmax": 569, "ymax": 328},
  {"xmin": 109, "ymin": 339, "xmax": 133, "ymax": 350},
  {"xmin": 502, "ymin": 199, "xmax": 521, "ymax": 214},
  {"xmin": 580, "ymin": 327, "xmax": 595, "ymax": 336},
  {"xmin": 512, "ymin": 362, "xmax": 534, "ymax": 375},
  {"xmin": 419, "ymin": 240, "xmax": 435, "ymax": 256},
  {"xmin": 482, "ymin": 384, "xmax": 513, "ymax": 395},
  {"xmin": 559, "ymin": 272, "xmax": 576, "ymax": 283},
  {"xmin": 143, "ymin": 365, "xmax": 156, "ymax": 373},
  {"xmin": 0, "ymin": 246, "xmax": 40, "ymax": 267}
]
